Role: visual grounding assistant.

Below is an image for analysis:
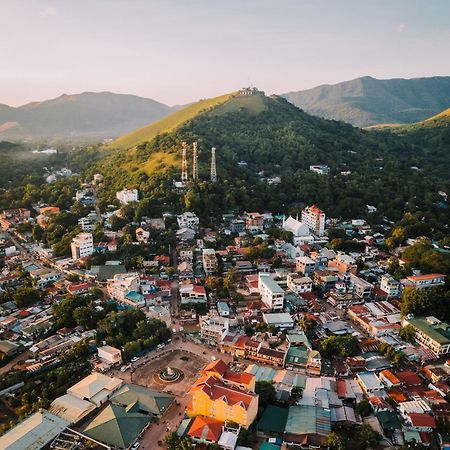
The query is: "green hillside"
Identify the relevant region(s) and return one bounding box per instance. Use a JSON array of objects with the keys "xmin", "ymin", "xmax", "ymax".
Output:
[
  {"xmin": 106, "ymin": 92, "xmax": 236, "ymax": 150},
  {"xmin": 282, "ymin": 76, "xmax": 450, "ymax": 127},
  {"xmin": 87, "ymin": 92, "xmax": 449, "ymax": 229}
]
